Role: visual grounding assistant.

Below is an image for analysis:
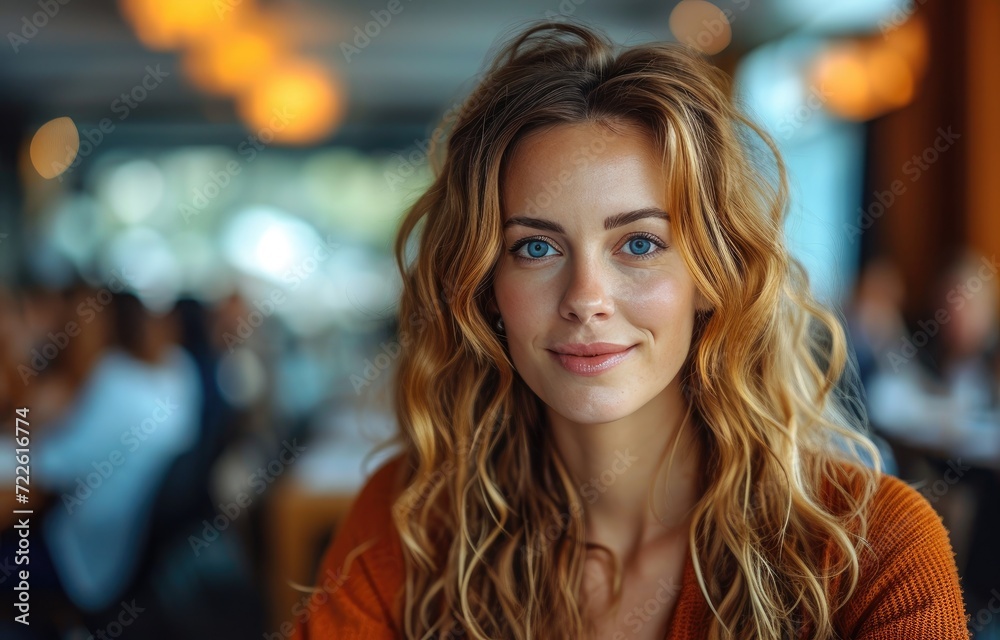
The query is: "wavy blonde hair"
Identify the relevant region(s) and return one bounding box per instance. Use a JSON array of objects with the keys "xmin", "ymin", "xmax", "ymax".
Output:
[{"xmin": 373, "ymin": 19, "xmax": 883, "ymax": 640}]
